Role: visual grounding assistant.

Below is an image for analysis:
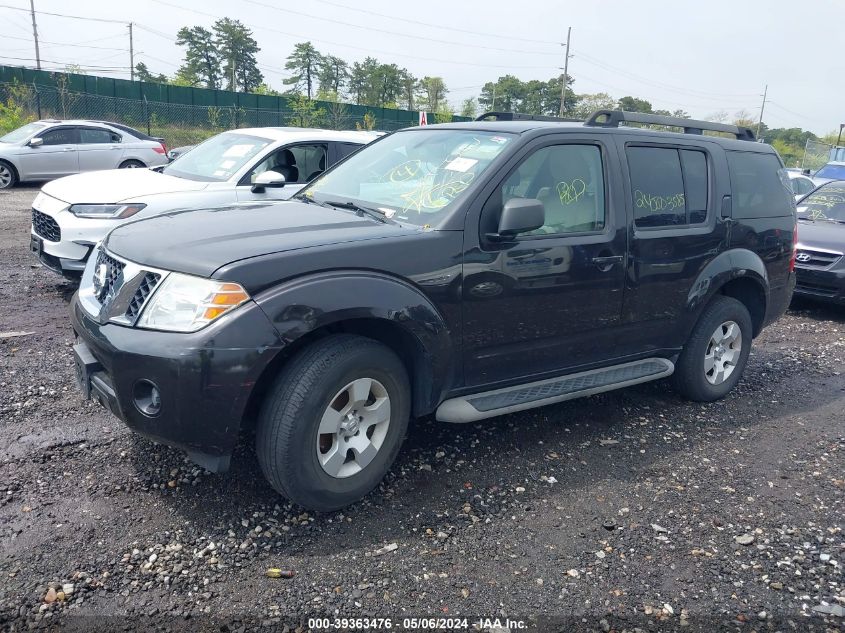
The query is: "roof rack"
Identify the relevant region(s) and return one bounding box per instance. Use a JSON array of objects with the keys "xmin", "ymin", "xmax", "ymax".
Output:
[
  {"xmin": 475, "ymin": 111, "xmax": 583, "ymax": 123},
  {"xmin": 584, "ymin": 109, "xmax": 756, "ymax": 141}
]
